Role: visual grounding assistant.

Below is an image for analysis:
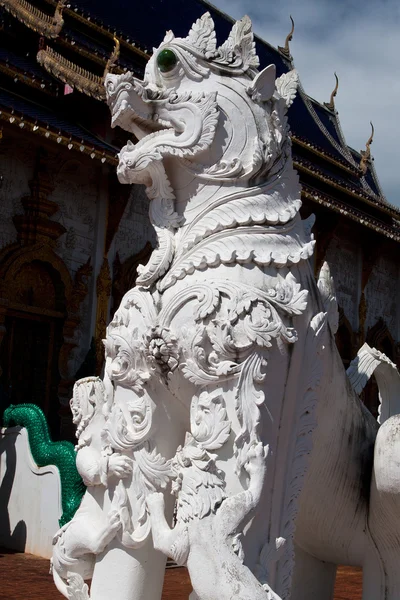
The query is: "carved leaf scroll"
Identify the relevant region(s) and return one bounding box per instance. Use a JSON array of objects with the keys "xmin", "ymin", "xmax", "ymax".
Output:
[
  {"xmin": 216, "ymin": 15, "xmax": 259, "ymax": 73},
  {"xmin": 317, "ymin": 261, "xmax": 339, "ymax": 334},
  {"xmin": 159, "ymin": 276, "xmax": 308, "ymax": 471},
  {"xmin": 234, "ymin": 350, "xmax": 267, "ymax": 466},
  {"xmin": 185, "ymin": 12, "xmax": 217, "ymax": 56},
  {"xmin": 191, "ymin": 389, "xmax": 231, "ymax": 451},
  {"xmin": 177, "ymin": 167, "xmax": 302, "ymax": 256},
  {"xmin": 136, "ymin": 228, "xmax": 175, "ymax": 287},
  {"xmin": 275, "ymin": 70, "xmax": 299, "ymax": 108},
  {"xmin": 160, "ymin": 228, "xmax": 315, "ymax": 291}
]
